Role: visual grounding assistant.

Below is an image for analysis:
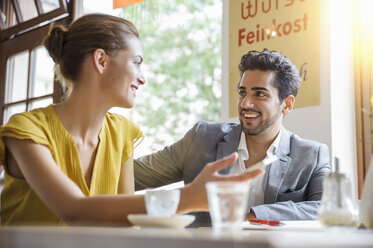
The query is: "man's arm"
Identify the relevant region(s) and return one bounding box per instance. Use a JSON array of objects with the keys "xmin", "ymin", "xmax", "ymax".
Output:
[
  {"xmin": 250, "ymin": 144, "xmax": 330, "ymax": 221},
  {"xmin": 249, "ymin": 201, "xmax": 321, "ymax": 221},
  {"xmin": 134, "ymin": 123, "xmax": 198, "ymax": 190}
]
